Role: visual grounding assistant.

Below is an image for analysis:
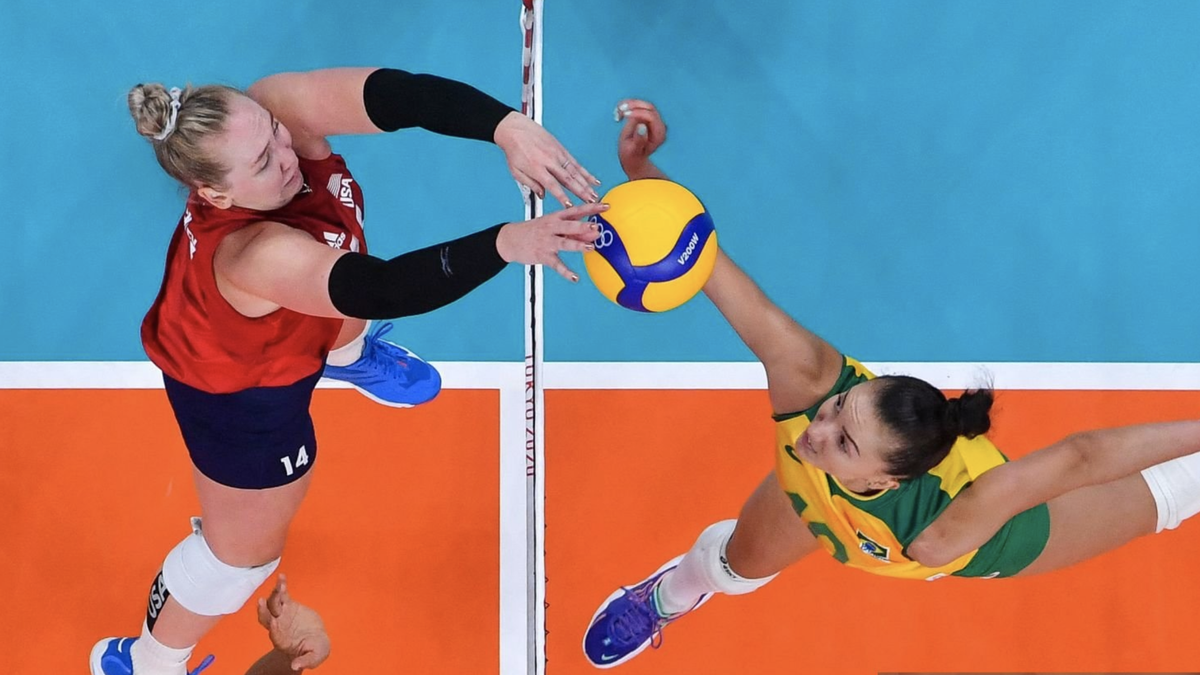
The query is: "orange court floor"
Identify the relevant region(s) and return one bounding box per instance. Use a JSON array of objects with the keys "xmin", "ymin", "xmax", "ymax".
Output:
[
  {"xmin": 1, "ymin": 389, "xmax": 500, "ymax": 674},
  {"xmin": 3, "ymin": 387, "xmax": 1200, "ymax": 674},
  {"xmin": 546, "ymin": 389, "xmax": 1200, "ymax": 675}
]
